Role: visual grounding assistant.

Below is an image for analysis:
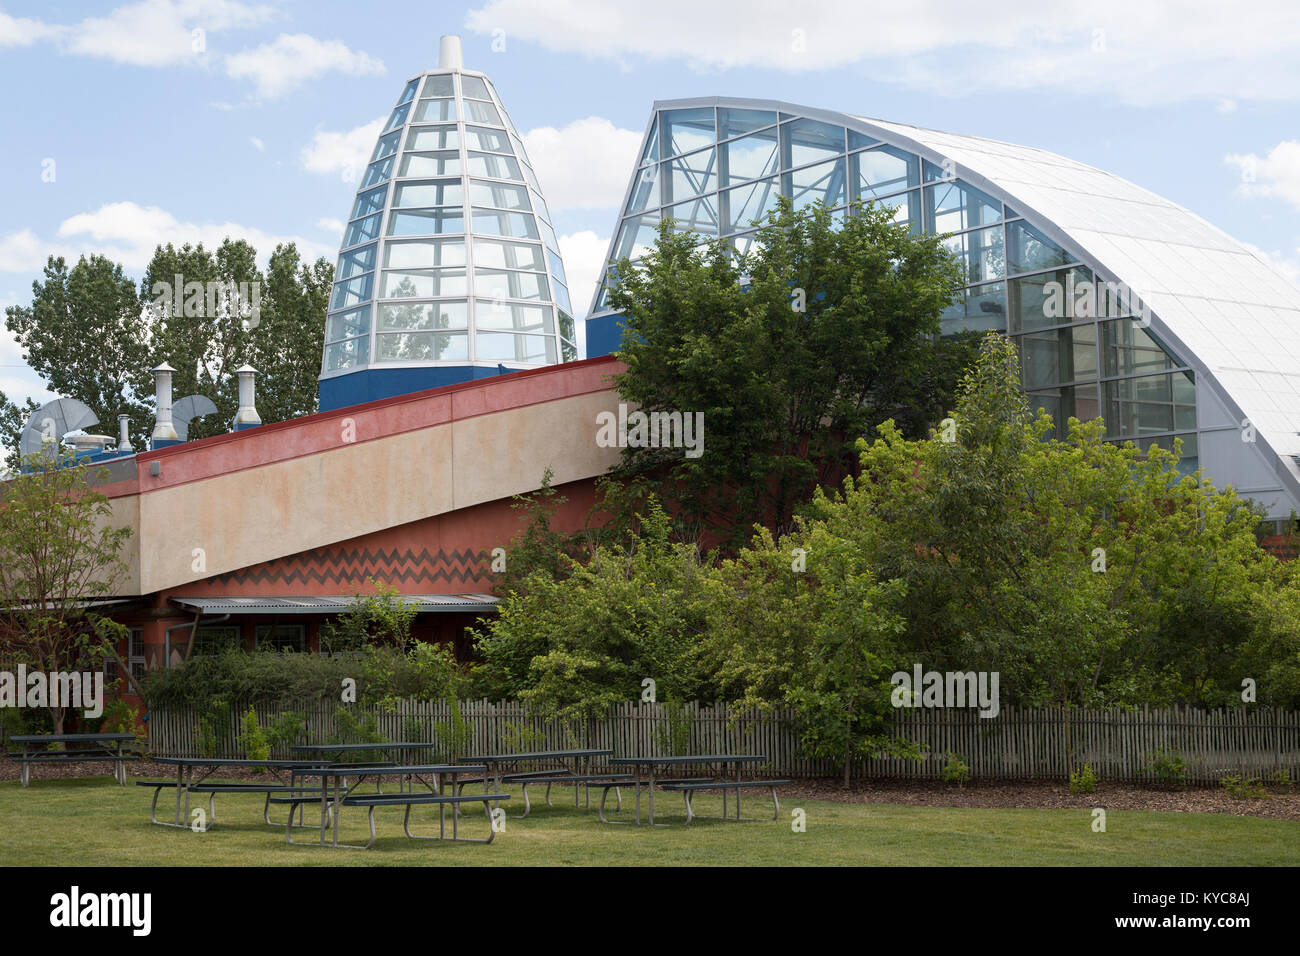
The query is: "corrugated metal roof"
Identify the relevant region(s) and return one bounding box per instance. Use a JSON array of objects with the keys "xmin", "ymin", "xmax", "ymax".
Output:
[{"xmin": 169, "ymin": 594, "xmax": 499, "ymax": 614}]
